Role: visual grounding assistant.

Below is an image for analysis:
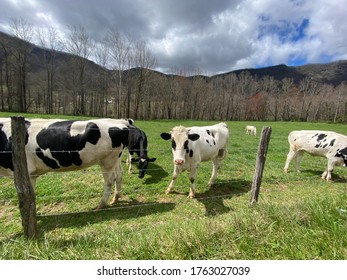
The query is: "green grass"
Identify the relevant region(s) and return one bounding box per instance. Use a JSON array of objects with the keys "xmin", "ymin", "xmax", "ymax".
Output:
[{"xmin": 1, "ymin": 114, "xmax": 347, "ymax": 259}]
